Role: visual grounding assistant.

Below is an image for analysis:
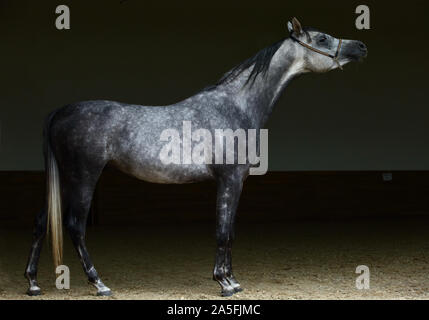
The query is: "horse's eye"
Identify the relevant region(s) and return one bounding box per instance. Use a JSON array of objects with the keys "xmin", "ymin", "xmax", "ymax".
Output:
[{"xmin": 319, "ymin": 36, "xmax": 327, "ymax": 43}]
